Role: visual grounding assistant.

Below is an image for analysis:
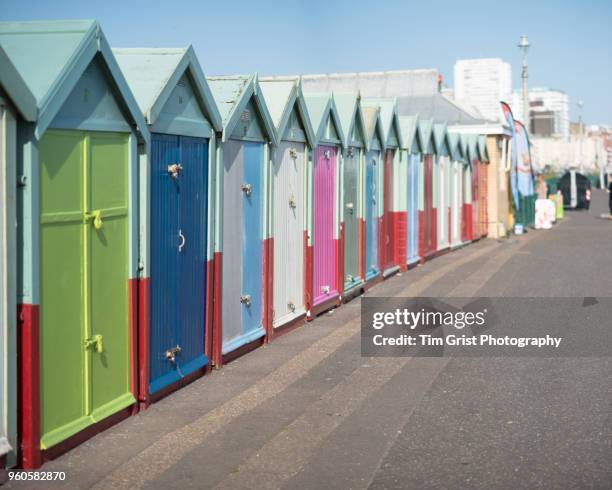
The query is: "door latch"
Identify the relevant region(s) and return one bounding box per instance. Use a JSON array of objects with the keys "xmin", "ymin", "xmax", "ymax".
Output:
[
  {"xmin": 323, "ymin": 150, "xmax": 332, "ymax": 160},
  {"xmin": 289, "ymin": 148, "xmax": 298, "ymax": 159},
  {"xmin": 240, "ymin": 294, "xmax": 251, "ymax": 306},
  {"xmin": 288, "ymin": 301, "xmax": 296, "ymax": 312},
  {"xmin": 322, "ymin": 285, "xmax": 330, "ymax": 294},
  {"xmin": 165, "ymin": 345, "xmax": 182, "ymax": 363},
  {"xmin": 168, "ymin": 163, "xmax": 183, "ymax": 180},
  {"xmin": 85, "ymin": 210, "xmax": 103, "ymax": 230},
  {"xmin": 289, "ymin": 194, "xmax": 297, "ymax": 209},
  {"xmin": 241, "ymin": 183, "xmax": 252, "ymax": 197},
  {"xmin": 178, "ymin": 229, "xmax": 185, "ymax": 252},
  {"xmin": 346, "ymin": 202, "xmax": 354, "ymax": 213},
  {"xmin": 85, "ymin": 334, "xmax": 104, "ymax": 353}
]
